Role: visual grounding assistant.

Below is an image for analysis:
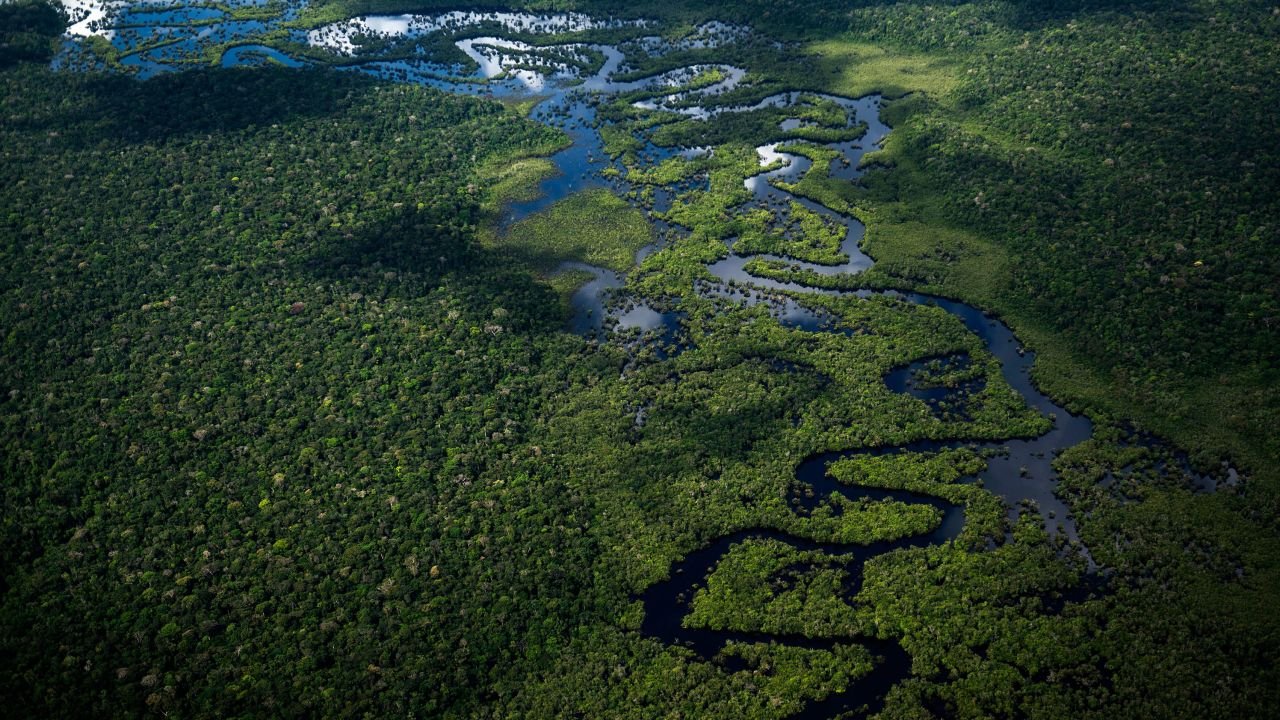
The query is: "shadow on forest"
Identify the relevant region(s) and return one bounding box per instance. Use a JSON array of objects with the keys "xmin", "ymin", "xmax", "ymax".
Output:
[
  {"xmin": 304, "ymin": 202, "xmax": 571, "ymax": 333},
  {"xmin": 9, "ymin": 59, "xmax": 576, "ymax": 334},
  {"xmin": 0, "ymin": 1, "xmax": 63, "ymax": 68},
  {"xmin": 634, "ymin": 357, "xmax": 832, "ymax": 457},
  {"xmin": 13, "ymin": 65, "xmax": 355, "ymax": 149},
  {"xmin": 639, "ymin": 0, "xmax": 1200, "ymax": 38}
]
